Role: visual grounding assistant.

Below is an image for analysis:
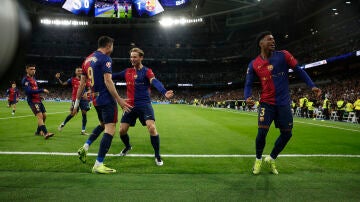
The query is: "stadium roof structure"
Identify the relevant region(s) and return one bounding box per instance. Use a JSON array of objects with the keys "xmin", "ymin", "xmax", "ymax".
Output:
[{"xmin": 20, "ymin": 0, "xmax": 354, "ymax": 27}]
